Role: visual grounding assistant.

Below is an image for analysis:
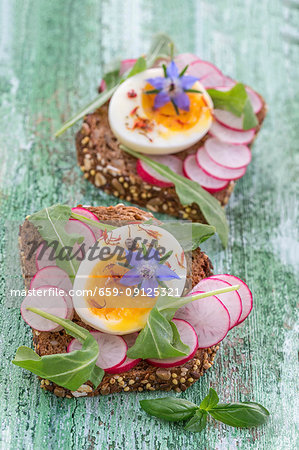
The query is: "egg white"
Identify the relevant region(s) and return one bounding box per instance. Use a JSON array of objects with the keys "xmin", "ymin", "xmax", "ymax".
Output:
[{"xmin": 108, "ymin": 68, "xmax": 213, "ymax": 155}]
